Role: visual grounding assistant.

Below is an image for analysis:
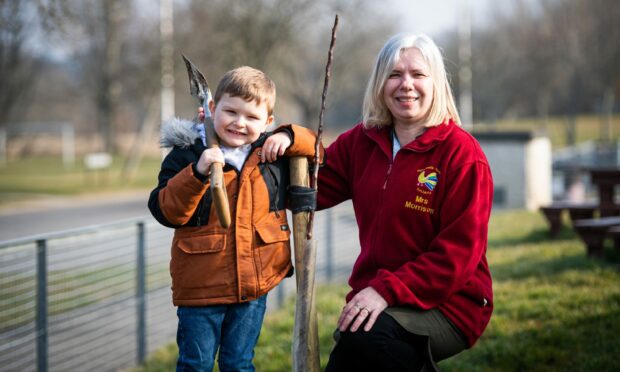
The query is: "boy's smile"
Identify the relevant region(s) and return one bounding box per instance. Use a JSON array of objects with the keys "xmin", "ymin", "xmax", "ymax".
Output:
[{"xmin": 209, "ymin": 94, "xmax": 274, "ymax": 147}]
